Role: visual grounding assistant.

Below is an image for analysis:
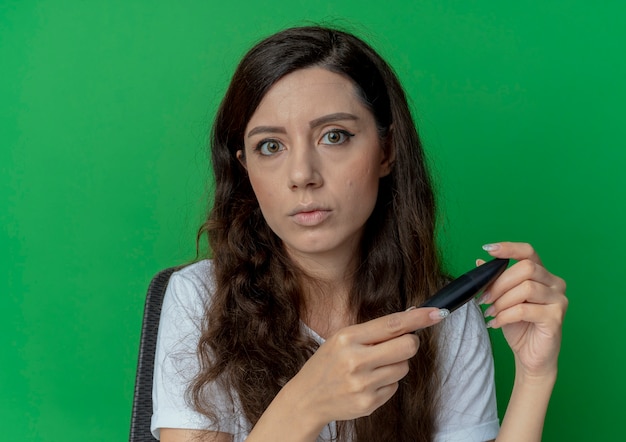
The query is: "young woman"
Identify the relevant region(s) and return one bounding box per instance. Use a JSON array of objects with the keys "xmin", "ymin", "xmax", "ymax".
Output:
[{"xmin": 151, "ymin": 26, "xmax": 567, "ymax": 442}]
